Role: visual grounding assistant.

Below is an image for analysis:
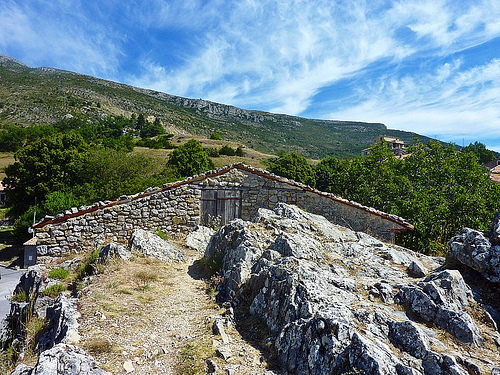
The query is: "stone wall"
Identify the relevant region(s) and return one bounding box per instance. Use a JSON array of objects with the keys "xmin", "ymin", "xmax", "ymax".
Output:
[
  {"xmin": 33, "ymin": 164, "xmax": 410, "ymax": 256},
  {"xmin": 35, "ymin": 184, "xmax": 202, "ymax": 255}
]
